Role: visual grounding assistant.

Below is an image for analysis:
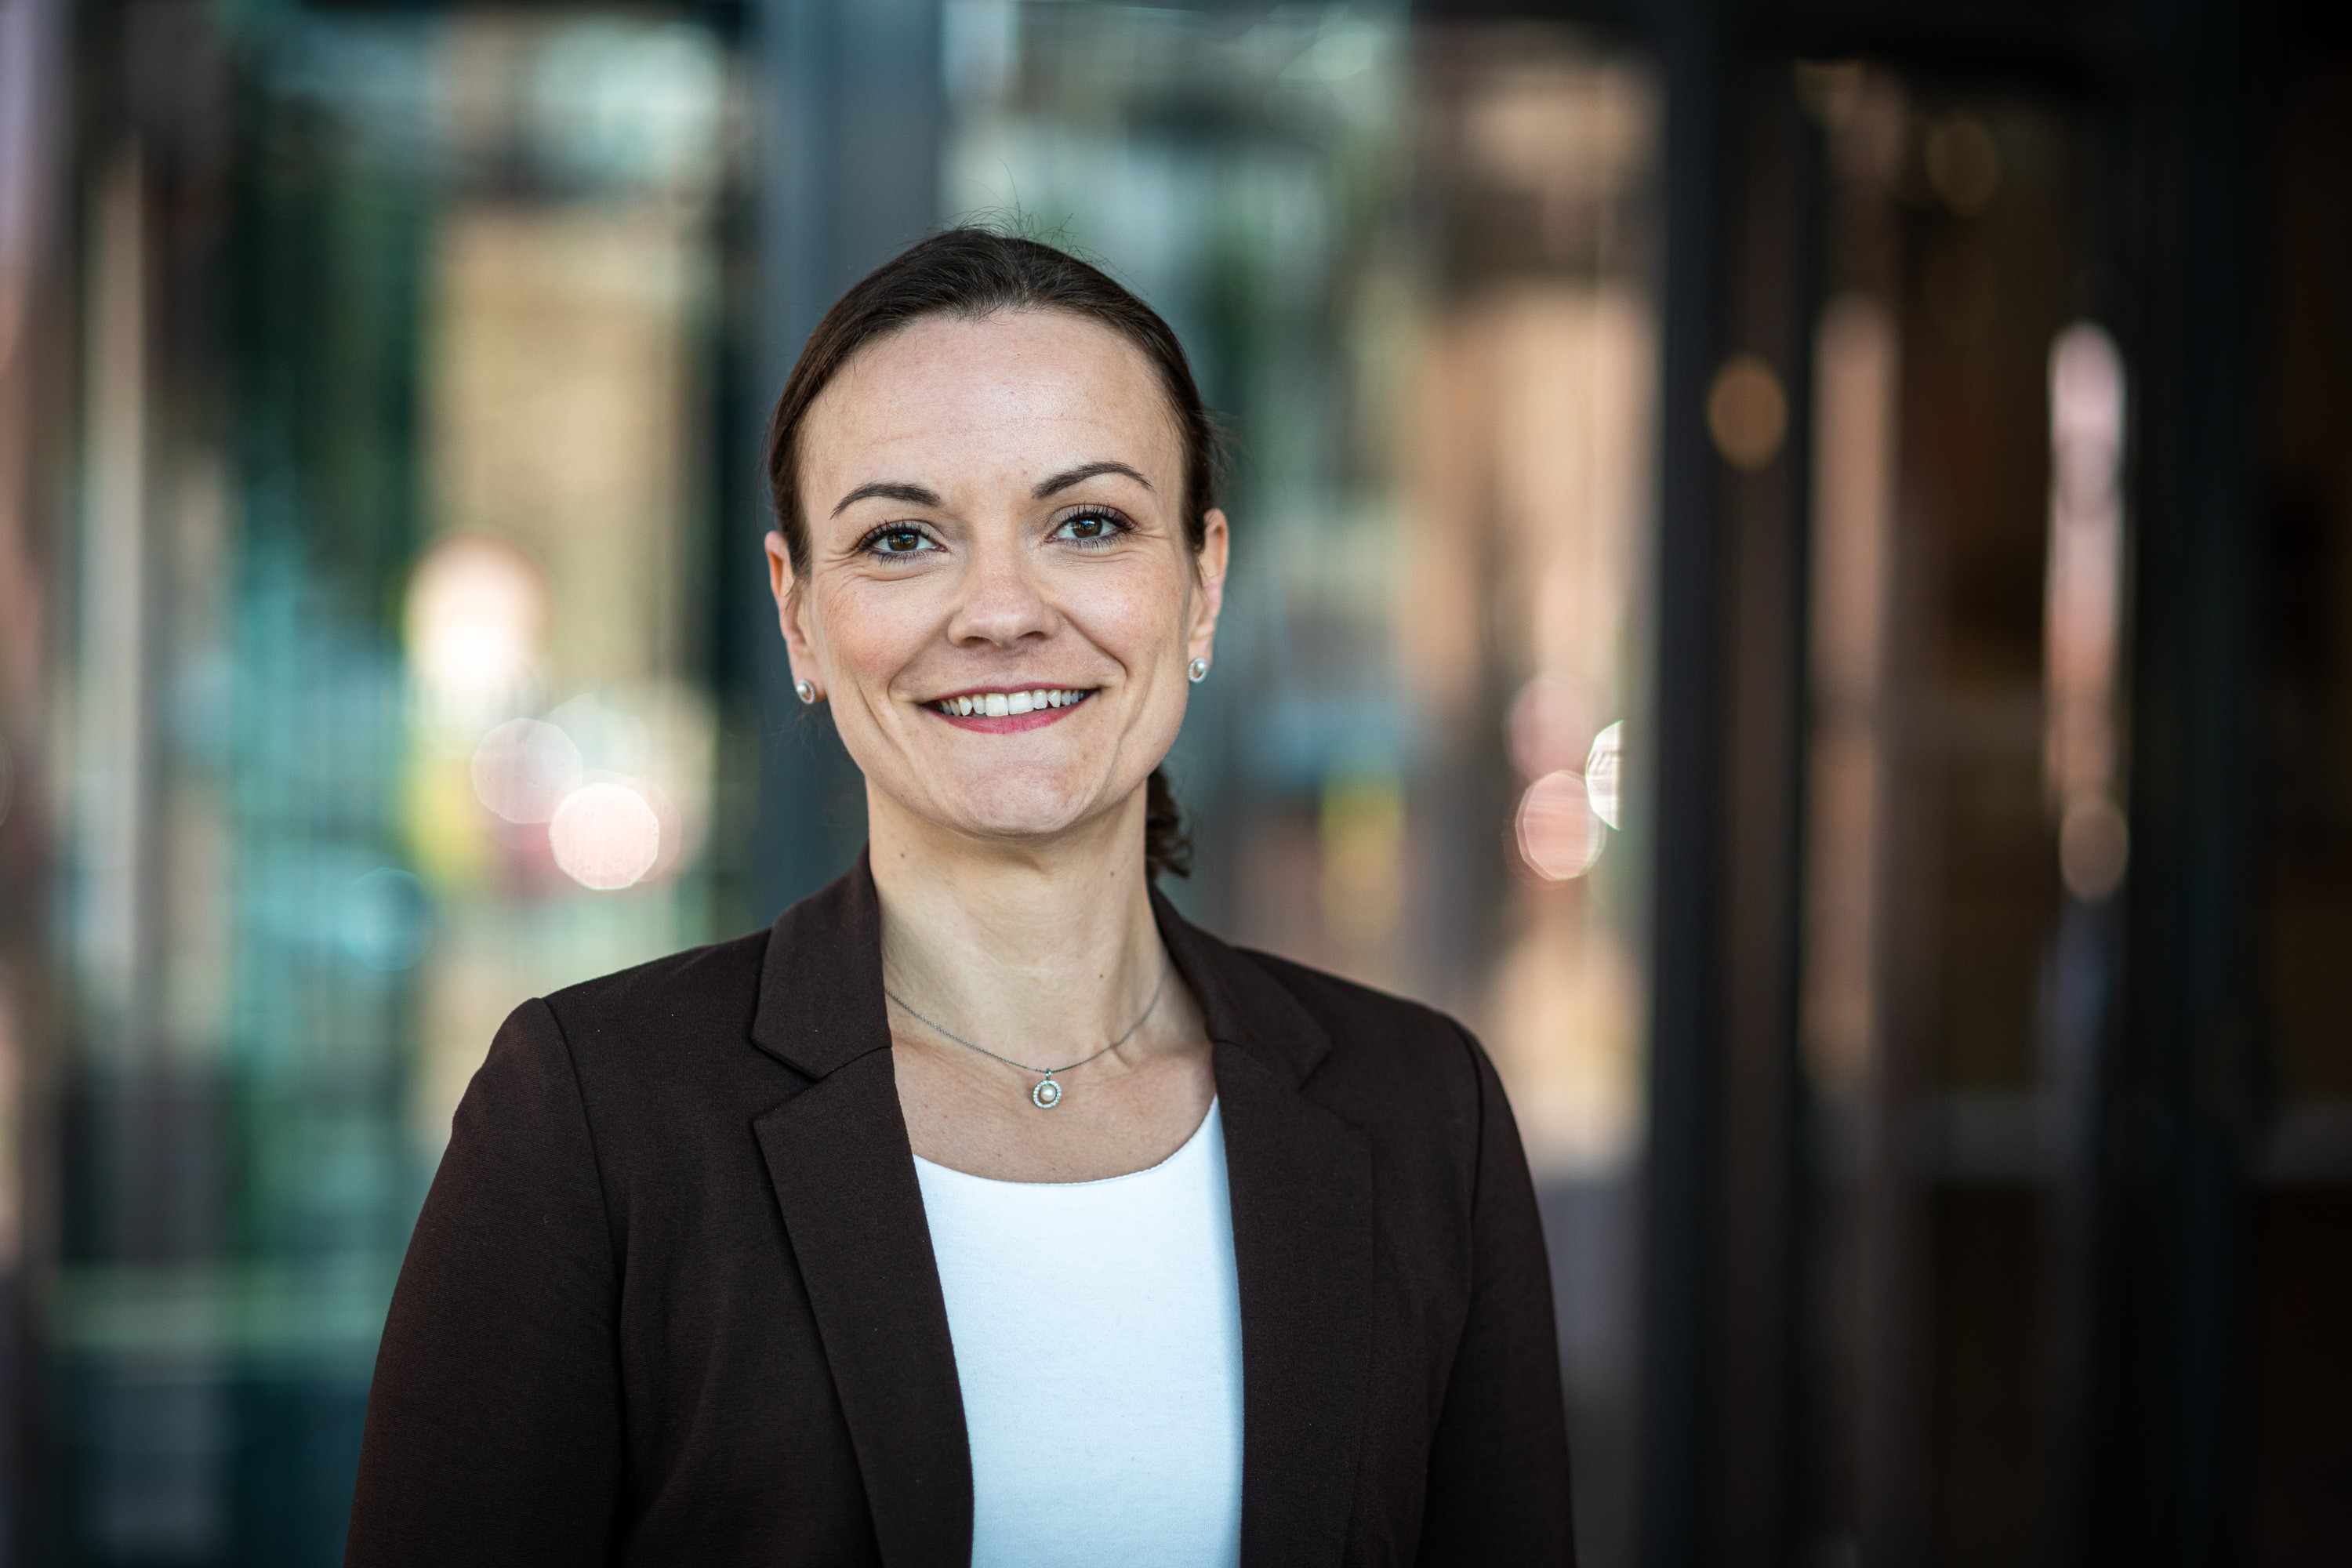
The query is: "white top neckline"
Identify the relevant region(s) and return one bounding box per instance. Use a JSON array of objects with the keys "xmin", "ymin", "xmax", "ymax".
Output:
[
  {"xmin": 915, "ymin": 1097, "xmax": 1244, "ymax": 1568},
  {"xmin": 911, "ymin": 1096, "xmax": 1221, "ymax": 1189}
]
